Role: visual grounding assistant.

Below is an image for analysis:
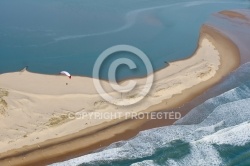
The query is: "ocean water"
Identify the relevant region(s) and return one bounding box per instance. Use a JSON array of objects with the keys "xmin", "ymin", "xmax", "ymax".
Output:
[
  {"xmin": 51, "ymin": 62, "xmax": 250, "ymax": 166},
  {"xmin": 2, "ymin": 1, "xmax": 250, "ymax": 165},
  {"xmin": 1, "ymin": 0, "xmax": 250, "ymax": 80},
  {"xmin": 49, "ymin": 6, "xmax": 250, "ymax": 164}
]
